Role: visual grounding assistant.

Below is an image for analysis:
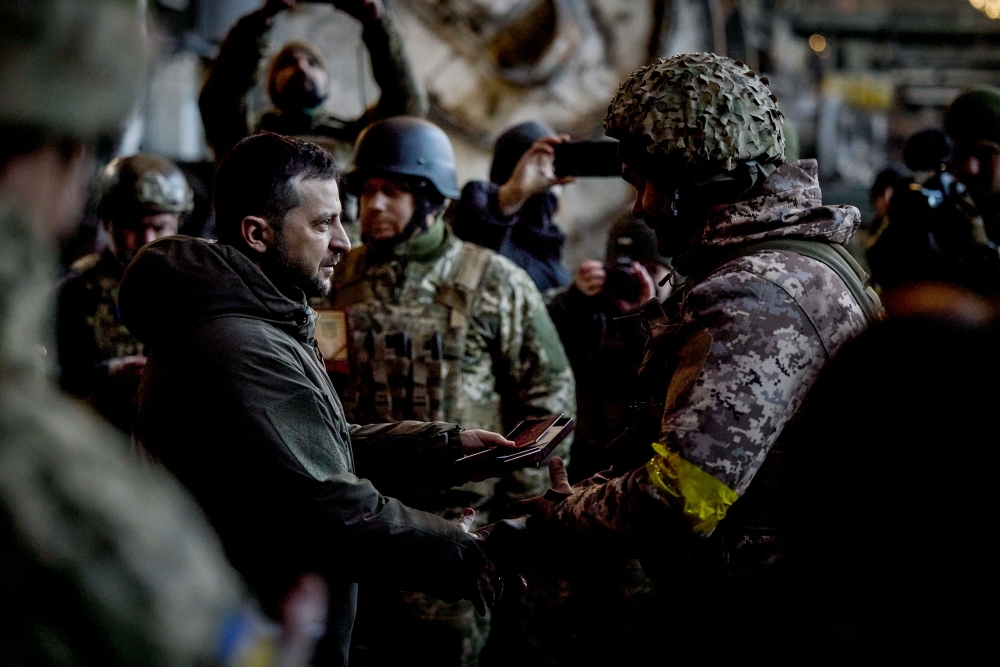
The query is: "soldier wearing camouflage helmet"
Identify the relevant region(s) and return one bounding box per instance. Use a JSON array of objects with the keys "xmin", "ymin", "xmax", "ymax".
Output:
[
  {"xmin": 55, "ymin": 154, "xmax": 193, "ymax": 433},
  {"xmin": 496, "ymin": 53, "xmax": 881, "ymax": 661},
  {"xmin": 1, "ymin": 1, "xmax": 325, "ymax": 664}
]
